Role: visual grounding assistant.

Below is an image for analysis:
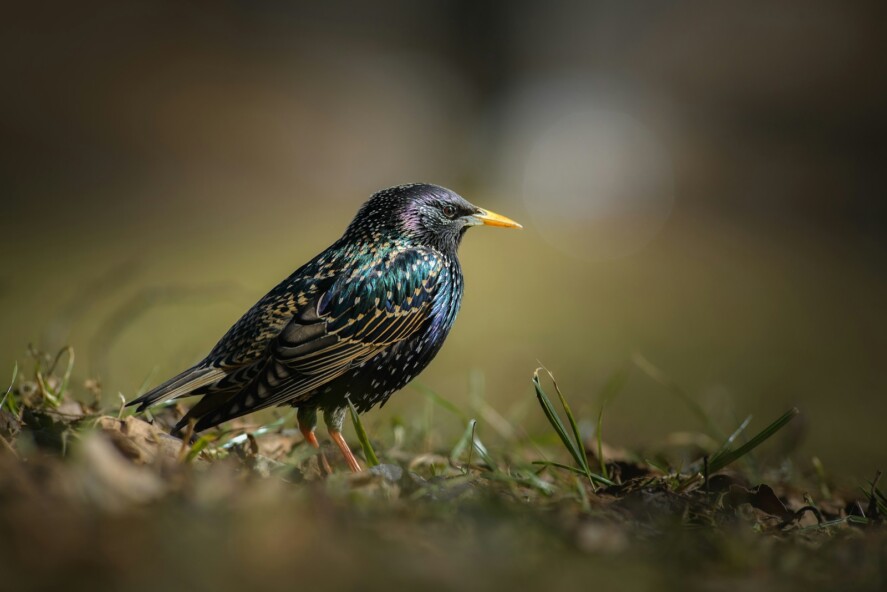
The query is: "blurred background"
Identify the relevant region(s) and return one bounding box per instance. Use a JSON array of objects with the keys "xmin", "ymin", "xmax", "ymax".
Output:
[{"xmin": 2, "ymin": 0, "xmax": 885, "ymax": 475}]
